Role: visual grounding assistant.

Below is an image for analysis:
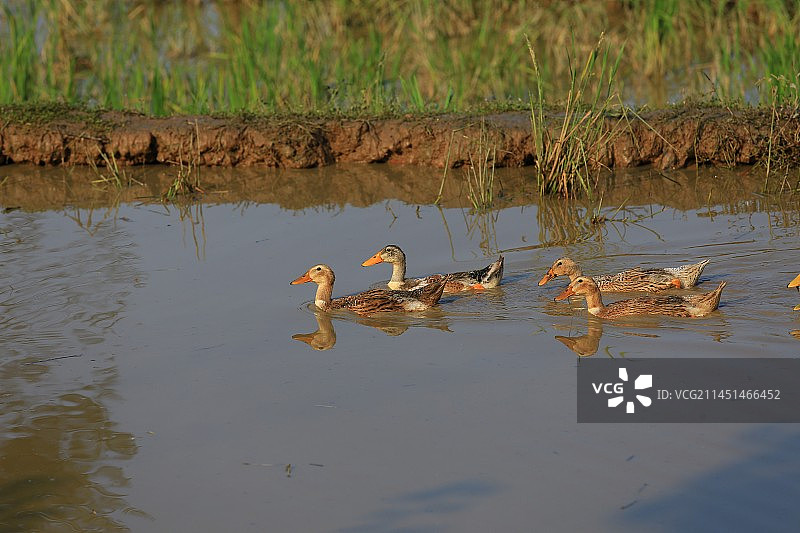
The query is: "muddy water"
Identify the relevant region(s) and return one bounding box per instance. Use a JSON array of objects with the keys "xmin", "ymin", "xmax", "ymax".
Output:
[{"xmin": 1, "ymin": 165, "xmax": 799, "ymax": 532}]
